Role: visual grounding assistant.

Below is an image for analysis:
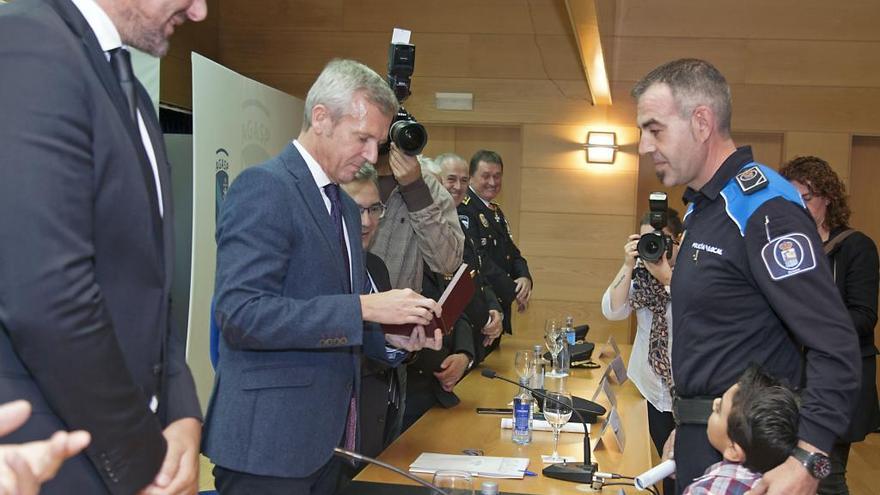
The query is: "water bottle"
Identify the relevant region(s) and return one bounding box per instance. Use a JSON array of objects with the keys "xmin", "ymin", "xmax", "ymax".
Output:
[
  {"xmin": 512, "ymin": 378, "xmax": 533, "ymax": 445},
  {"xmin": 531, "ymin": 344, "xmax": 545, "ymax": 390},
  {"xmin": 558, "ymin": 316, "xmax": 574, "ymax": 376}
]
